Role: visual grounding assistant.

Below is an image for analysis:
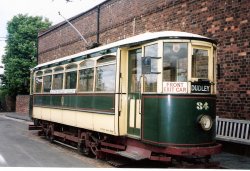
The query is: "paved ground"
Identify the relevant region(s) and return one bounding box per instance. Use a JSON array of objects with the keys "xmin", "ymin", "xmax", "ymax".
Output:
[
  {"xmin": 212, "ymin": 152, "xmax": 250, "ymax": 169},
  {"xmin": 2, "ymin": 112, "xmax": 250, "ymax": 169},
  {"xmin": 0, "ymin": 113, "xmax": 111, "ymax": 167}
]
